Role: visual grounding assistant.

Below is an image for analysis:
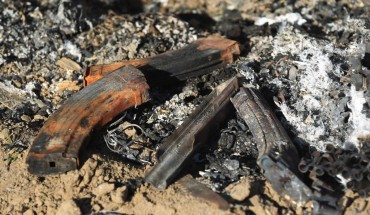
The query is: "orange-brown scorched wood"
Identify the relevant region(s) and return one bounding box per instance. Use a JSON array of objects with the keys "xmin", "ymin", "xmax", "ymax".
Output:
[{"xmin": 26, "ymin": 66, "xmax": 150, "ymax": 175}]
